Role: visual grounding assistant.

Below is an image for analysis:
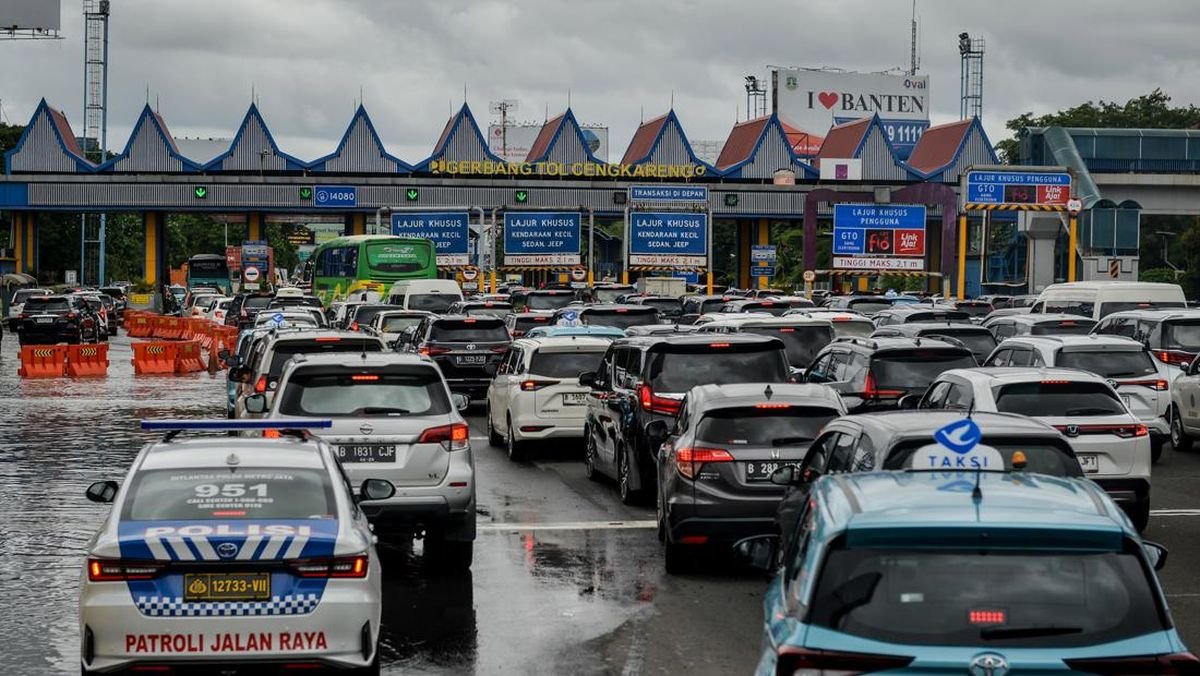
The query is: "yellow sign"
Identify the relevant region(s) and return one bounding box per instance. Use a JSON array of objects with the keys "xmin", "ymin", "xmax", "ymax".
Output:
[
  {"xmin": 428, "ymin": 159, "xmax": 707, "ymax": 179},
  {"xmin": 129, "ymin": 293, "xmax": 152, "ymax": 306}
]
